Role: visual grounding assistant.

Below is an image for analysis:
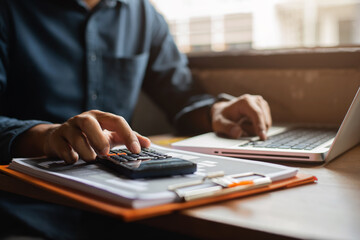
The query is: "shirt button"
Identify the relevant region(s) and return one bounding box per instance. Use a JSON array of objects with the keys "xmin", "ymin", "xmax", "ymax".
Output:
[
  {"xmin": 105, "ymin": 0, "xmax": 117, "ymax": 7},
  {"xmin": 91, "ymin": 93, "xmax": 98, "ymax": 100},
  {"xmin": 89, "ymin": 54, "xmax": 97, "ymax": 62}
]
